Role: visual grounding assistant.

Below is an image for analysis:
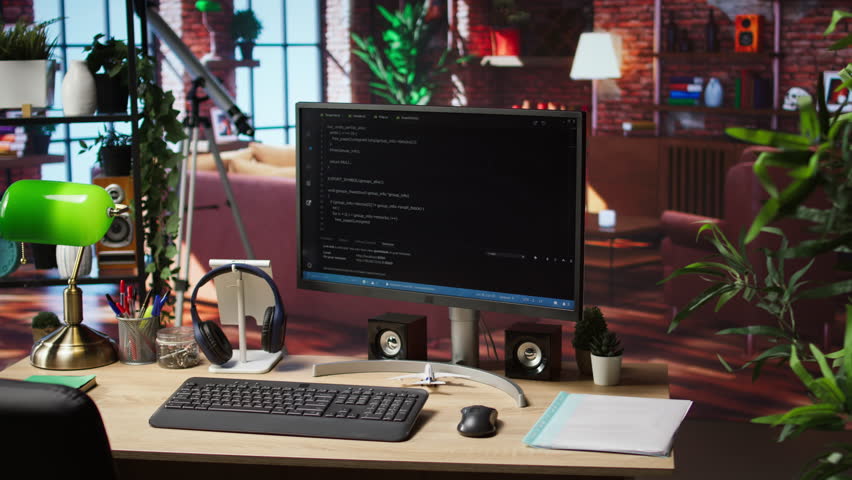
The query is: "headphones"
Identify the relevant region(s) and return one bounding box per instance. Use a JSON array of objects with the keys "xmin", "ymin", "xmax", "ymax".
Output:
[{"xmin": 190, "ymin": 263, "xmax": 287, "ymax": 365}]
